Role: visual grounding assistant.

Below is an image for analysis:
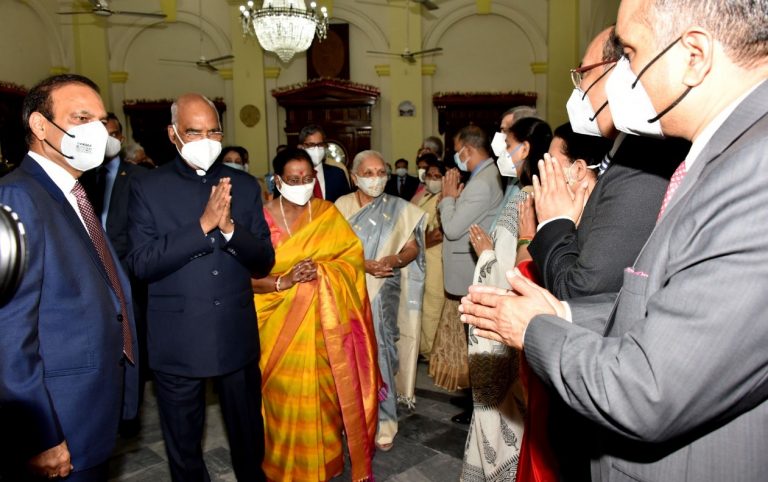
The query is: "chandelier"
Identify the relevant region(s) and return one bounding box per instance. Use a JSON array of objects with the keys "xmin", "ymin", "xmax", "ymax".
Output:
[{"xmin": 239, "ymin": 1, "xmax": 329, "ymax": 63}]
